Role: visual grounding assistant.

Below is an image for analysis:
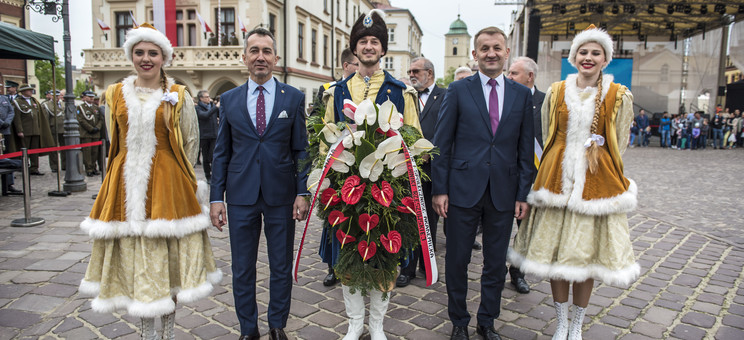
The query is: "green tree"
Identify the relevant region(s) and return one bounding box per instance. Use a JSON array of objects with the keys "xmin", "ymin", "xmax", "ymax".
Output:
[
  {"xmin": 73, "ymin": 80, "xmax": 88, "ymax": 98},
  {"xmin": 34, "ymin": 54, "xmax": 65, "ymax": 95},
  {"xmin": 435, "ymin": 67, "xmax": 456, "ymax": 88}
]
